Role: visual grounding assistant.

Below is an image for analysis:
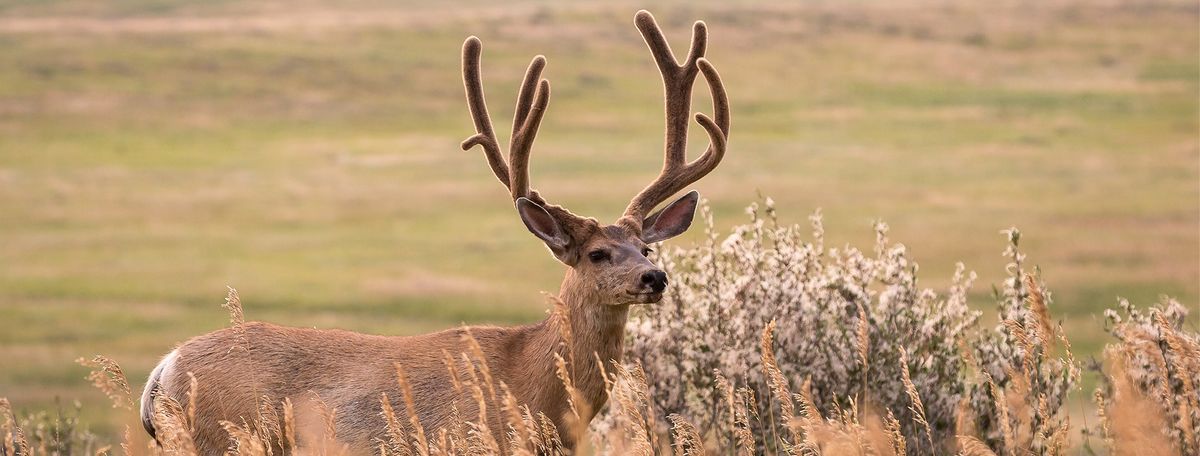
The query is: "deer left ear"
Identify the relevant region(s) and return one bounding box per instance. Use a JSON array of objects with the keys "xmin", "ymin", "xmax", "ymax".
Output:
[{"xmin": 641, "ymin": 190, "xmax": 699, "ymax": 243}]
